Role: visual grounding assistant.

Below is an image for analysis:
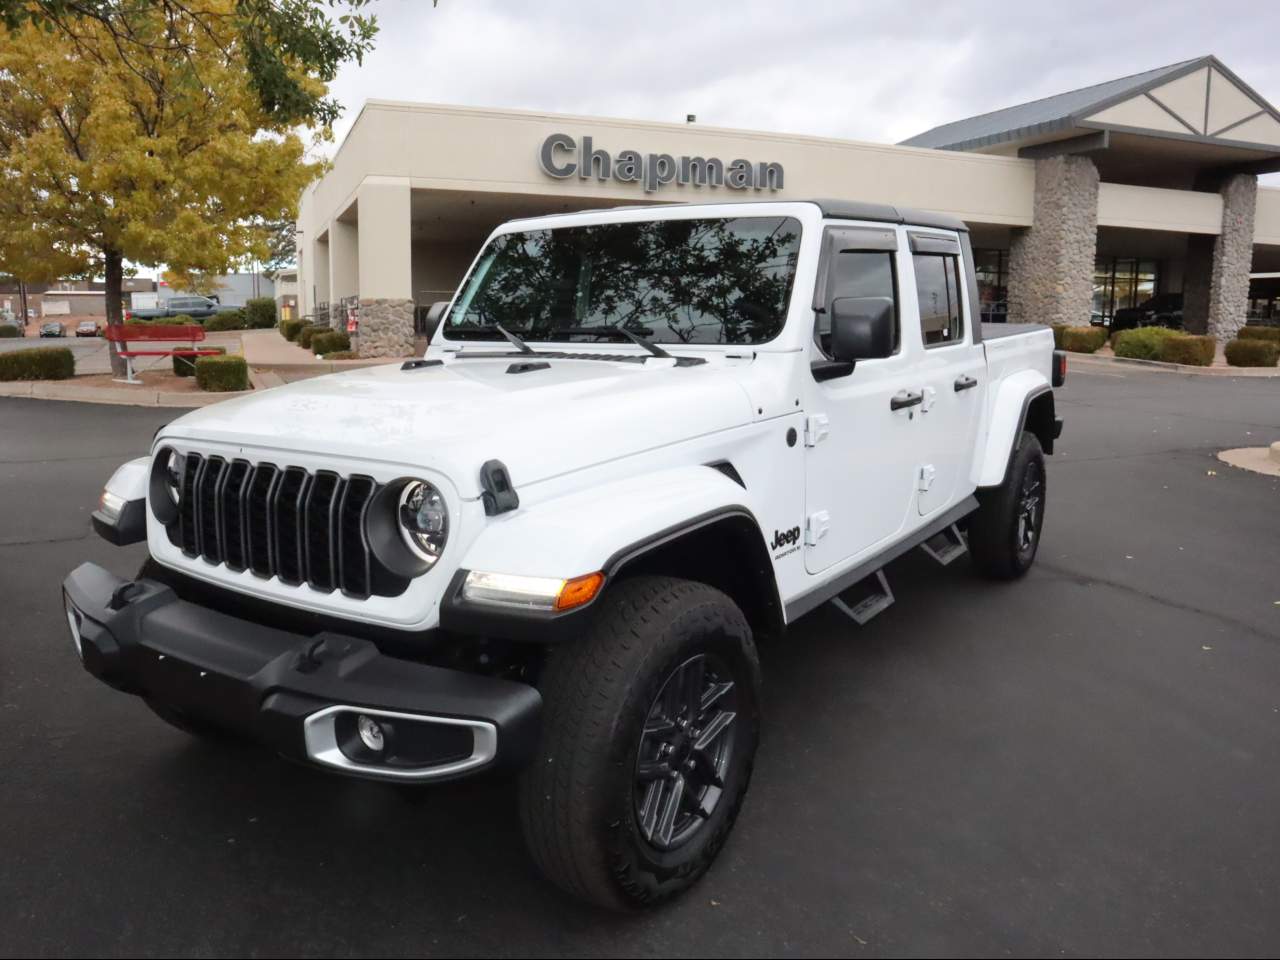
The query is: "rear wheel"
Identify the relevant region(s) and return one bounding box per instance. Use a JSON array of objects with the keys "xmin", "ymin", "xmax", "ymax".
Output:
[
  {"xmin": 519, "ymin": 576, "xmax": 761, "ymax": 910},
  {"xmin": 969, "ymin": 430, "xmax": 1046, "ymax": 579}
]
